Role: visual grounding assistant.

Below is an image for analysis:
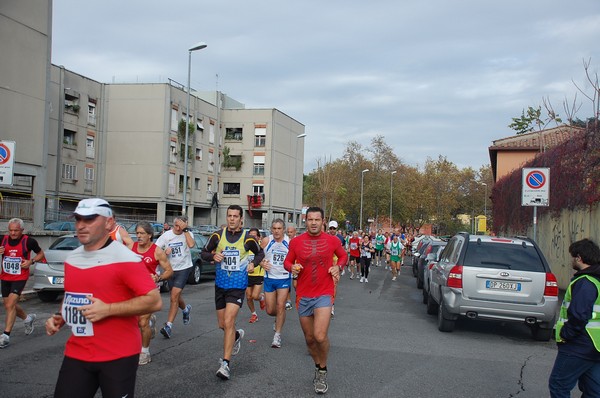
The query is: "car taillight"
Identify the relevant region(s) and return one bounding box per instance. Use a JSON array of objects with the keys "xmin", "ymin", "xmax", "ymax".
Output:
[
  {"xmin": 544, "ymin": 272, "xmax": 559, "ymax": 296},
  {"xmin": 425, "ymin": 246, "xmax": 432, "ymax": 255},
  {"xmin": 428, "ymin": 262, "xmax": 435, "ymax": 270},
  {"xmin": 447, "ymin": 265, "xmax": 463, "ymax": 288}
]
